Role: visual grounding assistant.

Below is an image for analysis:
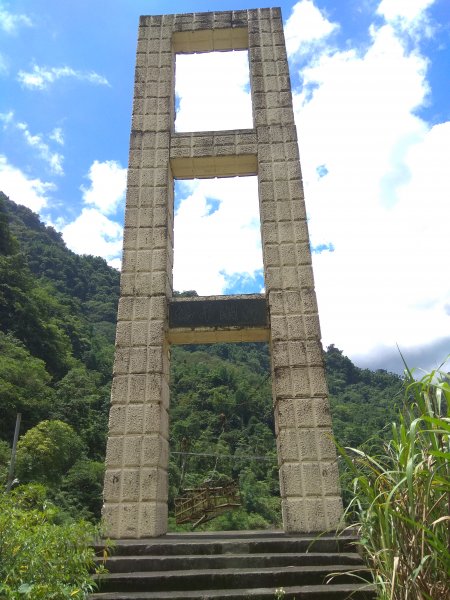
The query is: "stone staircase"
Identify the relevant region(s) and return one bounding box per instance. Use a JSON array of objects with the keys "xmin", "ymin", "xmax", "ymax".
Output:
[{"xmin": 90, "ymin": 531, "xmax": 375, "ymax": 600}]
